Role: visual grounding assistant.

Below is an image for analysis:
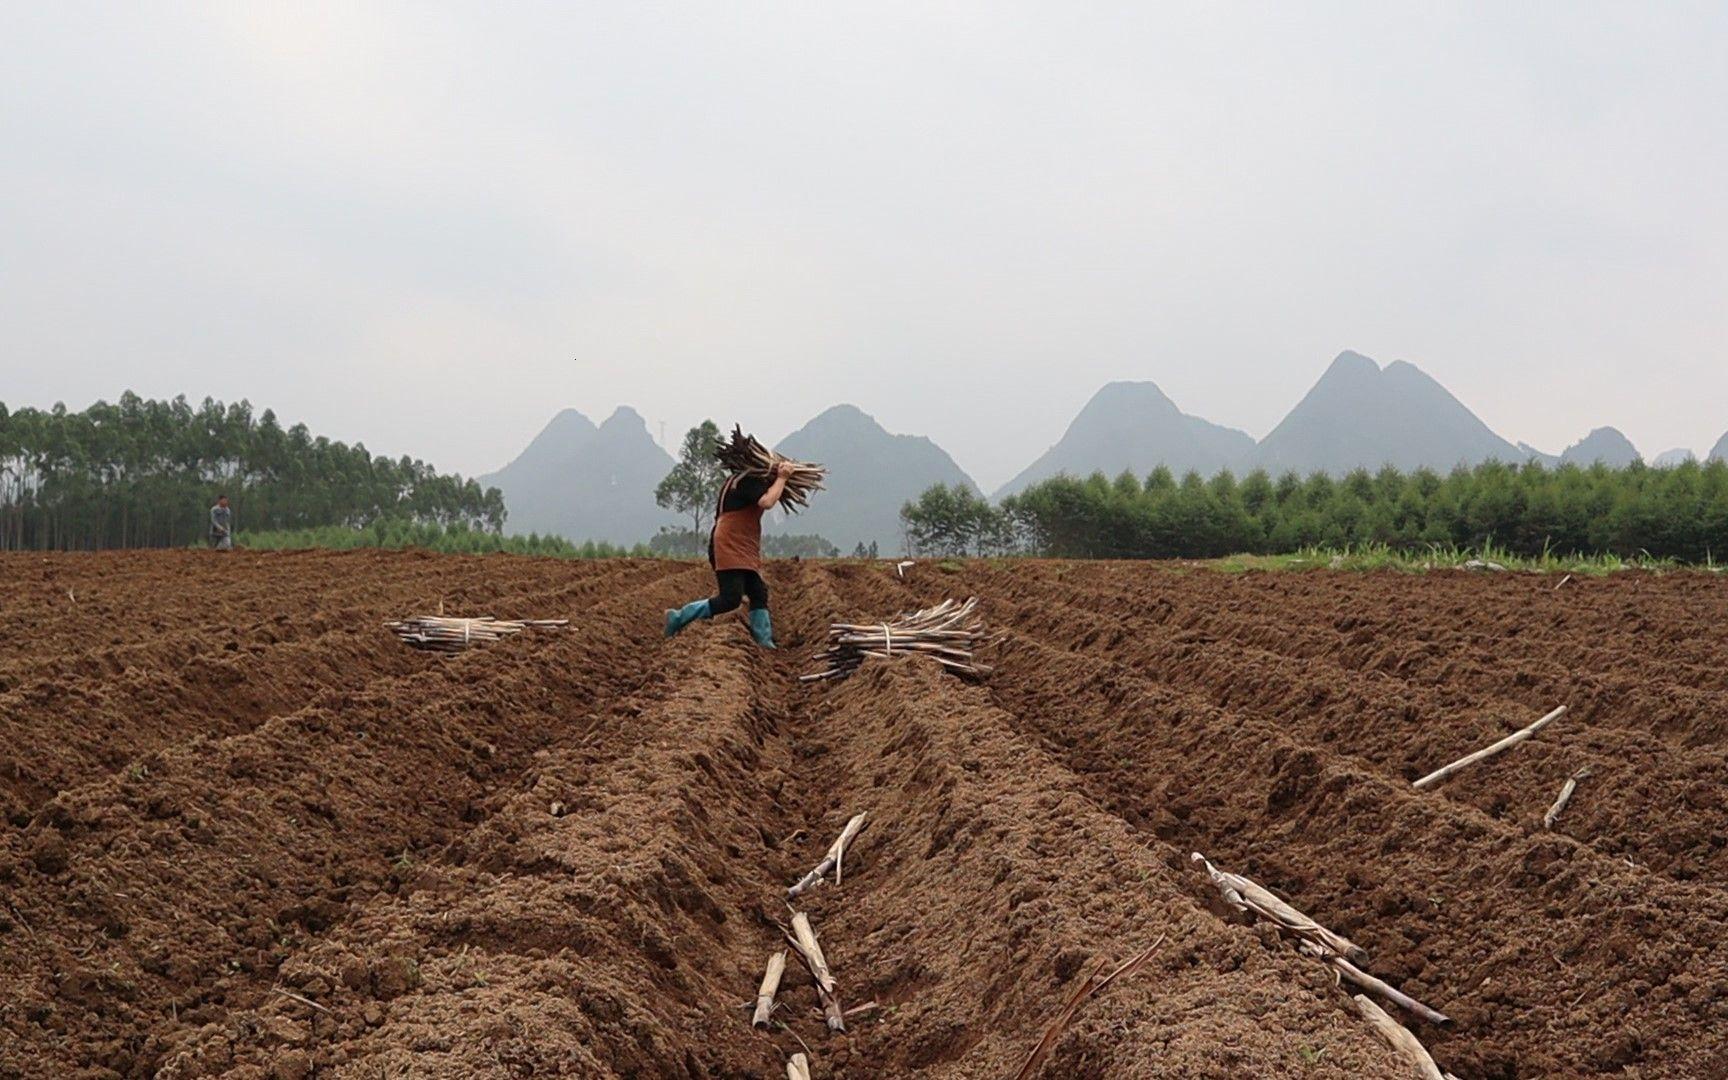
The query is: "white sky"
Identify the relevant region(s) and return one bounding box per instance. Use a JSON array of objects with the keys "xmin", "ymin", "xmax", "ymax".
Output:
[{"xmin": 3, "ymin": 2, "xmax": 1725, "ymax": 487}]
